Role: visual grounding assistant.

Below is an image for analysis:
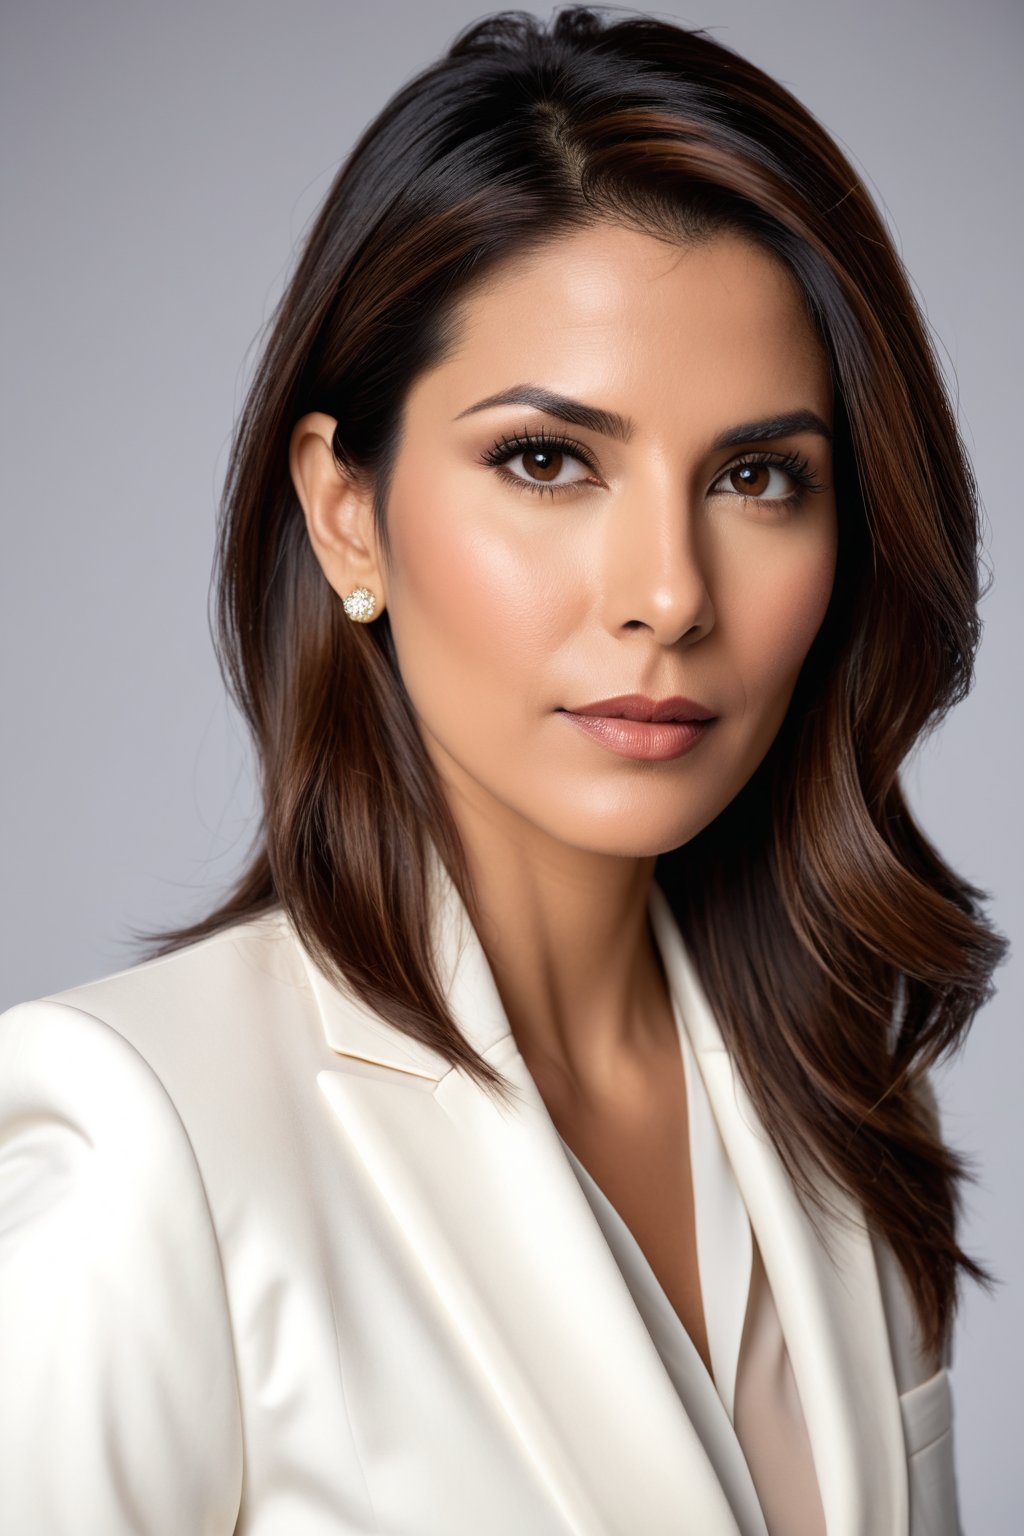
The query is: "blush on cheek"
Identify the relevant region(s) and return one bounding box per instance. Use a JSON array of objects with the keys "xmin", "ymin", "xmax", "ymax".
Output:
[
  {"xmin": 393, "ymin": 482, "xmax": 565, "ymax": 673},
  {"xmin": 383, "ymin": 498, "xmax": 546, "ymax": 757},
  {"xmin": 776, "ymin": 582, "xmax": 833, "ymax": 666},
  {"xmin": 741, "ymin": 549, "xmax": 837, "ymax": 704},
  {"xmin": 783, "ymin": 531, "xmax": 837, "ymax": 637}
]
